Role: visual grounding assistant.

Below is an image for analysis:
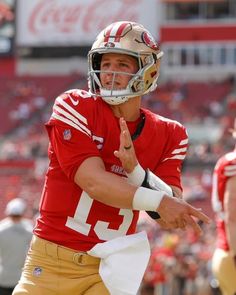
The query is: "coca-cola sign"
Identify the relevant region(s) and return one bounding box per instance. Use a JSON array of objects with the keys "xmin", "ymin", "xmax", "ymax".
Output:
[{"xmin": 16, "ymin": 0, "xmax": 158, "ymax": 46}]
